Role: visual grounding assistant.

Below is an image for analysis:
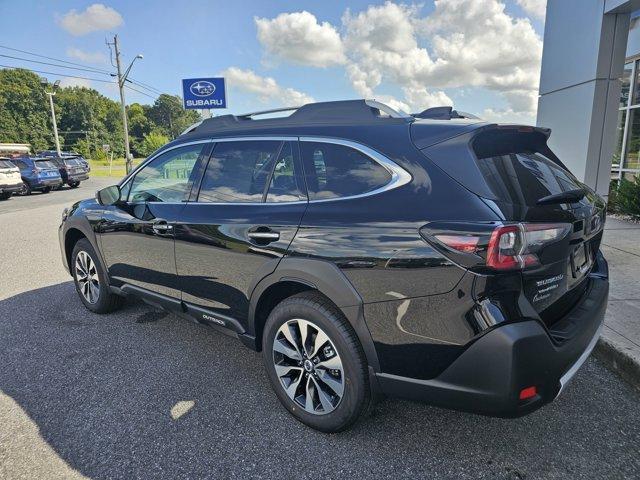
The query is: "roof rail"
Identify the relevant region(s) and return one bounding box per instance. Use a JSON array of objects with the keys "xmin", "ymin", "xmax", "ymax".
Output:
[
  {"xmin": 180, "ymin": 99, "xmax": 413, "ymax": 137},
  {"xmin": 413, "ymin": 106, "xmax": 480, "ymax": 120},
  {"xmin": 236, "ymin": 106, "xmax": 302, "ymax": 119}
]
